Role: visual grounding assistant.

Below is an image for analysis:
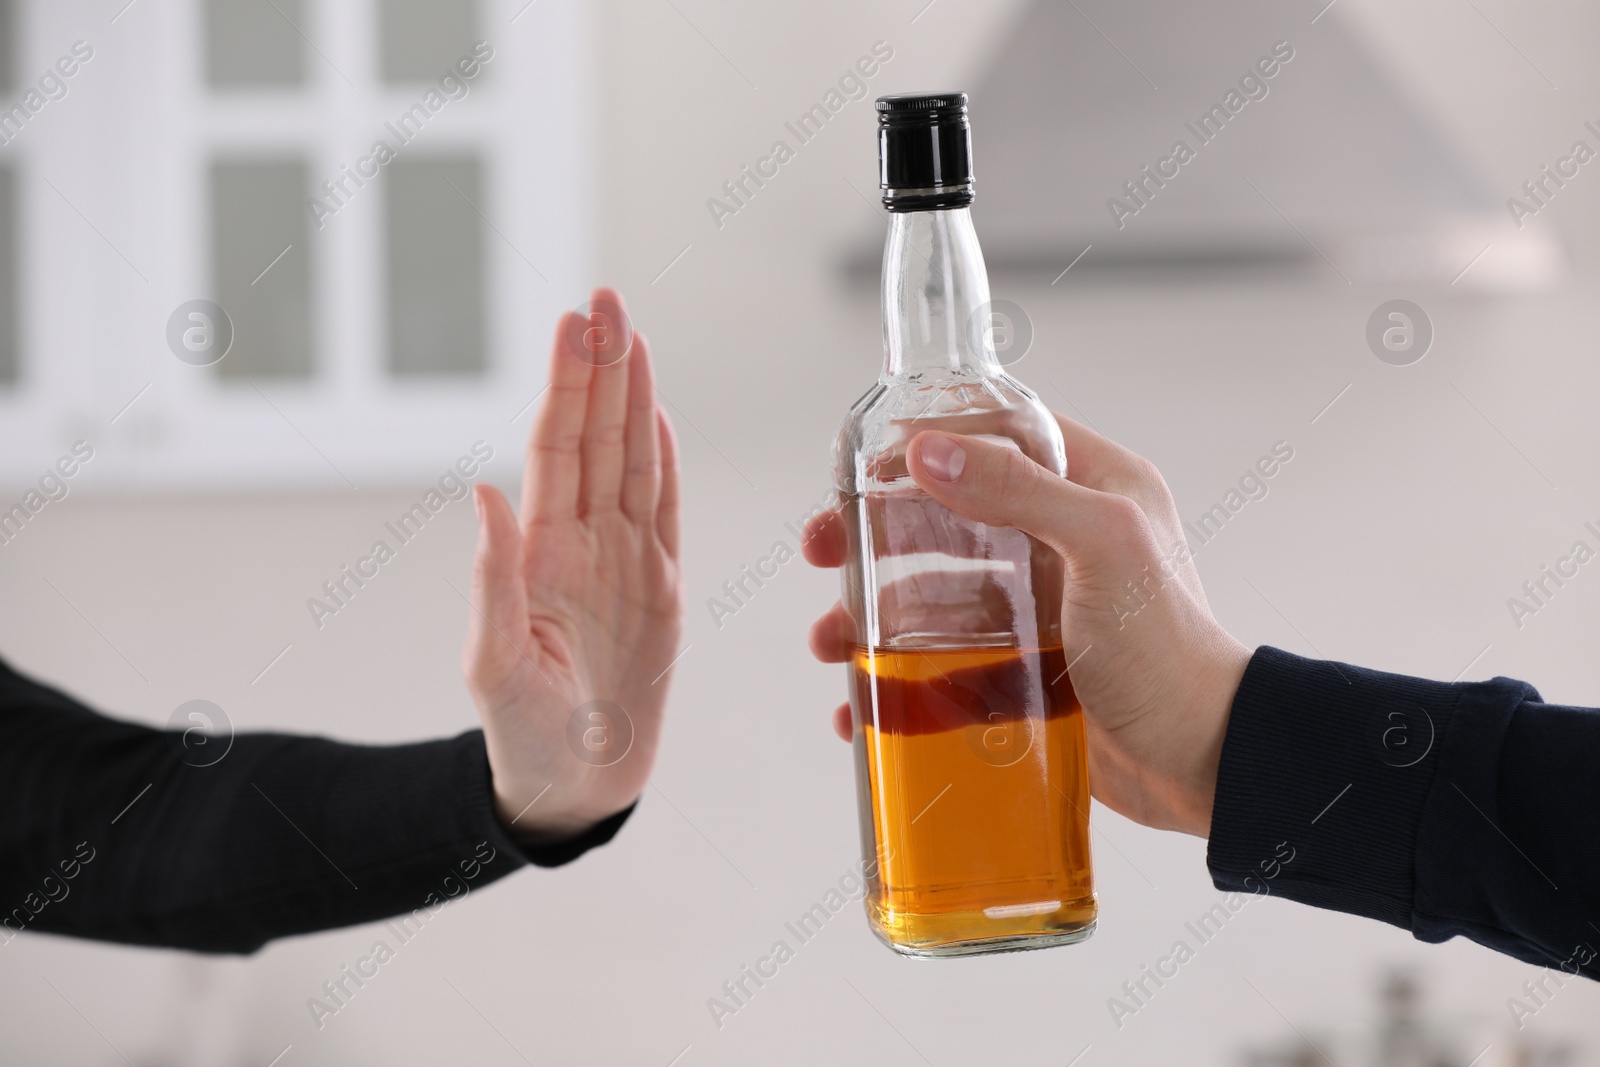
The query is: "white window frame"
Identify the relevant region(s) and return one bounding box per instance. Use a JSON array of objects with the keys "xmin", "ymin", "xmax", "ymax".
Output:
[{"xmin": 0, "ymin": 0, "xmax": 592, "ymax": 490}]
